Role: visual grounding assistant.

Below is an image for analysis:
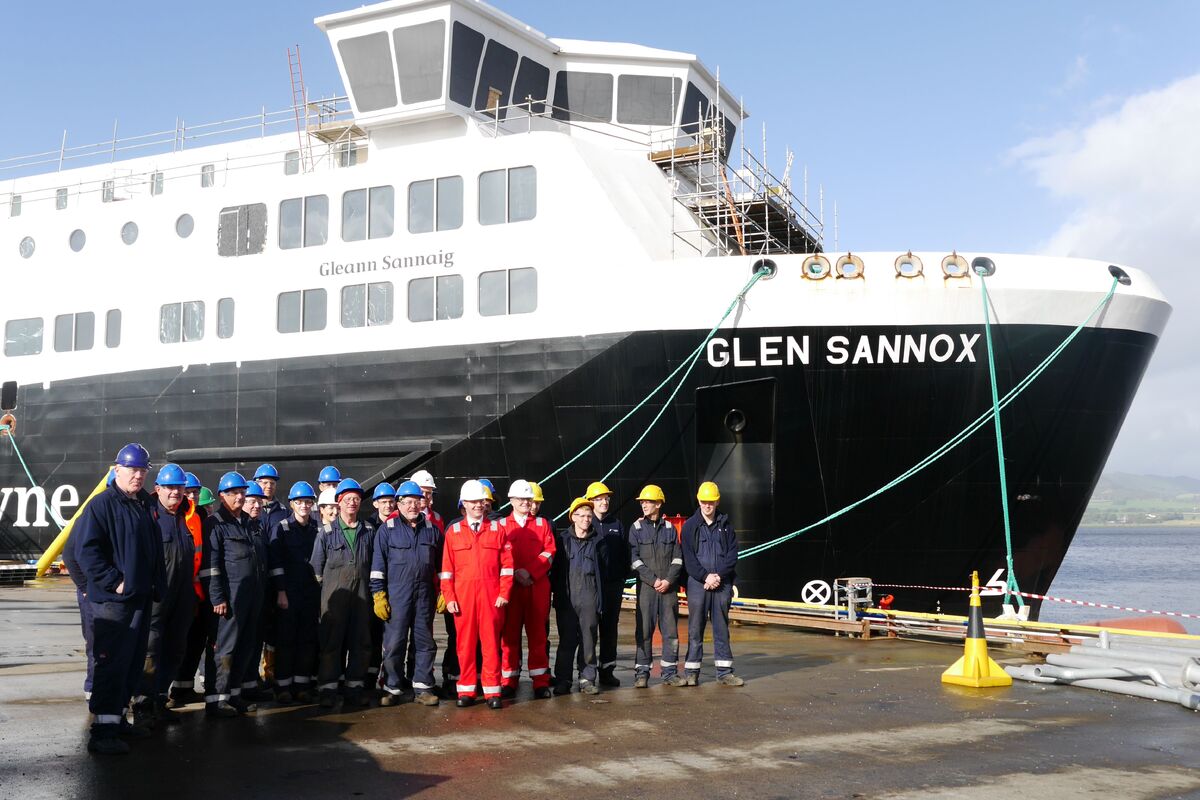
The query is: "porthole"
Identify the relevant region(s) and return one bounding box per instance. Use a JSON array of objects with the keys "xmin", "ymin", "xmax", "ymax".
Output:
[
  {"xmin": 894, "ymin": 251, "xmax": 923, "ymax": 278},
  {"xmin": 802, "ymin": 254, "xmax": 831, "ymax": 280},
  {"xmin": 941, "ymin": 252, "xmax": 968, "ymax": 278},
  {"xmin": 18, "ymin": 236, "xmax": 34, "ymax": 259},
  {"xmin": 836, "ymin": 253, "xmax": 864, "ymax": 279},
  {"xmin": 69, "ymin": 229, "xmax": 86, "ymax": 253},
  {"xmin": 752, "ymin": 257, "xmax": 778, "ymax": 280},
  {"xmin": 121, "ymin": 222, "xmax": 139, "ymax": 245},
  {"xmin": 724, "ymin": 408, "xmax": 747, "ymax": 434},
  {"xmin": 972, "ymin": 256, "xmax": 997, "ymax": 277},
  {"xmin": 176, "ymin": 214, "xmax": 194, "ymax": 238}
]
